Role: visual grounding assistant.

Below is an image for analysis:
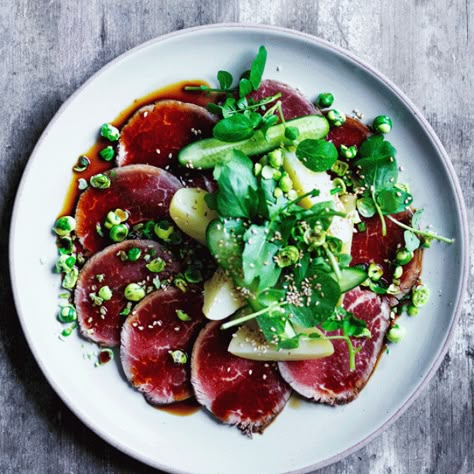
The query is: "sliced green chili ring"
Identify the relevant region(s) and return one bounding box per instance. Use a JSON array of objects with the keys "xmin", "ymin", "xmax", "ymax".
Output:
[
  {"xmin": 58, "ymin": 304, "xmax": 77, "ymax": 323},
  {"xmin": 184, "ymin": 267, "xmax": 203, "ymax": 283},
  {"xmin": 124, "ymin": 283, "xmax": 145, "ymax": 302},
  {"xmin": 62, "ymin": 267, "xmax": 79, "ymax": 289},
  {"xmin": 109, "ymin": 224, "xmax": 129, "ymax": 242},
  {"xmin": 53, "ymin": 216, "xmax": 76, "ymax": 236},
  {"xmin": 100, "ymin": 123, "xmax": 120, "ymax": 142},
  {"xmin": 73, "ymin": 155, "xmax": 90, "ymax": 172},
  {"xmin": 169, "ymin": 350, "xmax": 187, "ymax": 364},
  {"xmin": 90, "ymin": 173, "xmax": 111, "ymax": 189},
  {"xmin": 127, "ymin": 248, "xmax": 141, "ymax": 262},
  {"xmin": 146, "ymin": 257, "xmax": 166, "ymax": 273},
  {"xmin": 99, "ymin": 146, "xmax": 115, "ymax": 162},
  {"xmin": 373, "ymin": 115, "xmax": 392, "ymax": 134}
]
